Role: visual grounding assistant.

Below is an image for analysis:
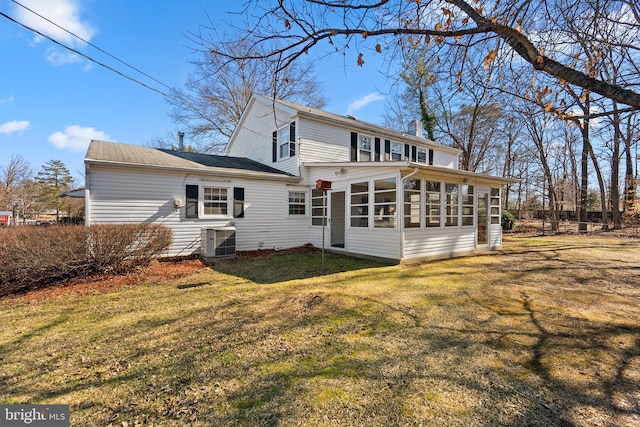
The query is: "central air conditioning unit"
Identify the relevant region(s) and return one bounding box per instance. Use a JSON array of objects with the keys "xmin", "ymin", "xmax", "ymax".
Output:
[{"xmin": 201, "ymin": 226, "xmax": 236, "ymax": 258}]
